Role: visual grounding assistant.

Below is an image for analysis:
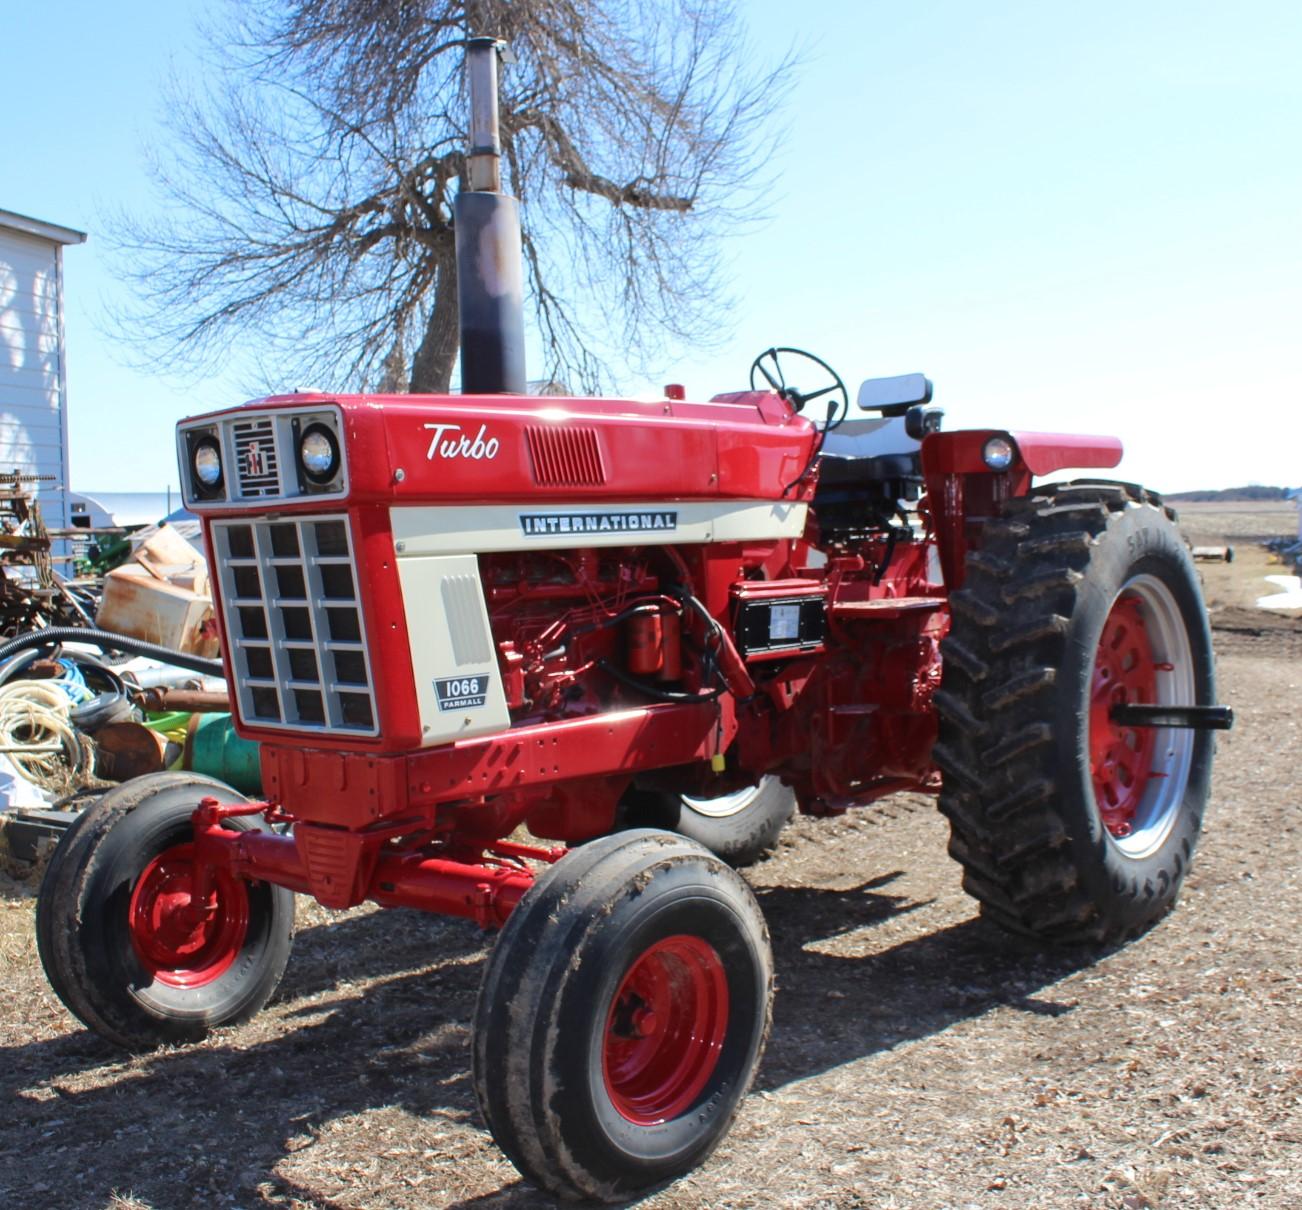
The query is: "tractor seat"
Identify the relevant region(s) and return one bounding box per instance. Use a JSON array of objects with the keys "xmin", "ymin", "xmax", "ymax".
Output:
[
  {"xmin": 816, "ymin": 450, "xmax": 919, "ymax": 487},
  {"xmin": 816, "ymin": 372, "xmax": 941, "ymax": 479},
  {"xmin": 820, "ymin": 414, "xmax": 919, "ymax": 467}
]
